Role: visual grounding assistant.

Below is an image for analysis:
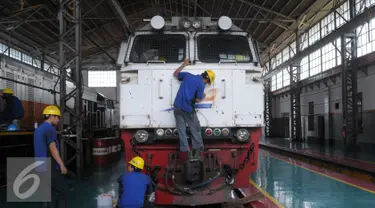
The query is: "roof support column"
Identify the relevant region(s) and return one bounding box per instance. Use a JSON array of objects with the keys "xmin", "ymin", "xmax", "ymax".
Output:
[
  {"xmin": 290, "ymin": 29, "xmax": 302, "ymax": 141},
  {"xmin": 263, "ymin": 52, "xmax": 273, "ymax": 137},
  {"xmin": 341, "ymin": 0, "xmax": 358, "ymax": 149},
  {"xmin": 59, "ymin": 0, "xmax": 83, "ymax": 179}
]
